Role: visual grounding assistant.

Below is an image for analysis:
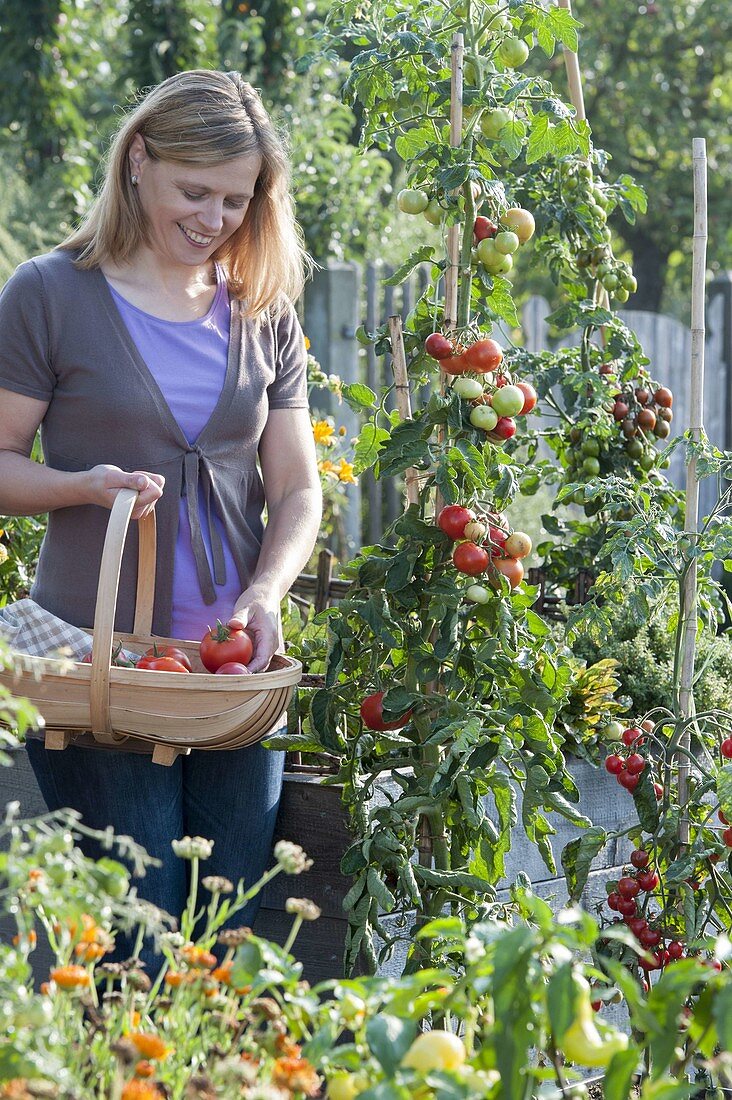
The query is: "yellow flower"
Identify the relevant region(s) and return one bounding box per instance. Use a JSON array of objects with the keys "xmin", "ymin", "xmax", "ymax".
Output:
[
  {"xmin": 304, "ymin": 335, "xmax": 311, "ymax": 350},
  {"xmin": 312, "ymin": 419, "xmax": 335, "ymax": 446},
  {"xmin": 318, "ymin": 459, "xmax": 338, "ymax": 477},
  {"xmin": 337, "ymin": 459, "xmax": 357, "ymax": 484}
]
